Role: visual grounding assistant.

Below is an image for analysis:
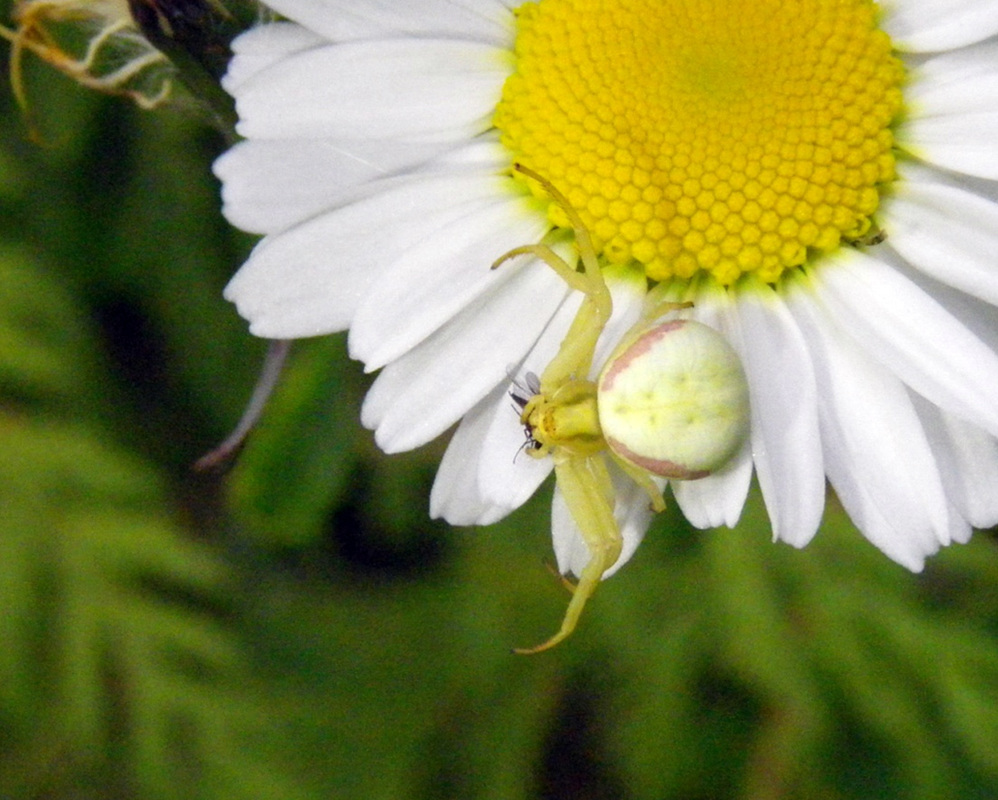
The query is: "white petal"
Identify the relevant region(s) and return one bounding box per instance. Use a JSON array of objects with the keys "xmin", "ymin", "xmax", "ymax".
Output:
[
  {"xmin": 902, "ymin": 39, "xmax": 998, "ymax": 117},
  {"xmin": 813, "ymin": 250, "xmax": 998, "ymax": 439},
  {"xmin": 350, "ymin": 192, "xmax": 547, "ymax": 370},
  {"xmin": 262, "ymin": 0, "xmax": 515, "ymax": 45},
  {"xmin": 906, "ymin": 271, "xmax": 998, "ymax": 356},
  {"xmin": 551, "ymin": 485, "xmax": 590, "ymax": 578},
  {"xmin": 672, "ymin": 445, "xmax": 752, "ymax": 529},
  {"xmin": 787, "ymin": 280, "xmax": 950, "ymax": 569},
  {"xmin": 881, "ymin": 0, "xmax": 998, "ymax": 51},
  {"xmin": 224, "ymin": 172, "xmax": 503, "ymax": 337},
  {"xmin": 361, "ymin": 259, "xmax": 567, "ymax": 453},
  {"xmin": 214, "ymin": 138, "xmax": 450, "ymax": 235},
  {"xmin": 430, "ymin": 386, "xmax": 516, "ymax": 527},
  {"xmin": 671, "ymin": 282, "xmax": 753, "ymax": 529},
  {"xmin": 234, "ymin": 39, "xmax": 509, "ymax": 143},
  {"xmin": 884, "ymin": 168, "xmax": 998, "ymax": 305},
  {"xmin": 222, "ymin": 23, "xmax": 325, "ymax": 94},
  {"xmin": 913, "ymin": 395, "xmax": 998, "ymax": 529},
  {"xmin": 894, "ymin": 33, "xmax": 998, "ymax": 179},
  {"xmin": 898, "ymin": 111, "xmax": 998, "ymax": 180},
  {"xmin": 239, "ymin": 0, "xmax": 385, "ymax": 41},
  {"xmin": 945, "ymin": 506, "xmax": 974, "ymax": 546},
  {"xmin": 725, "ymin": 278, "xmax": 825, "ymax": 548}
]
